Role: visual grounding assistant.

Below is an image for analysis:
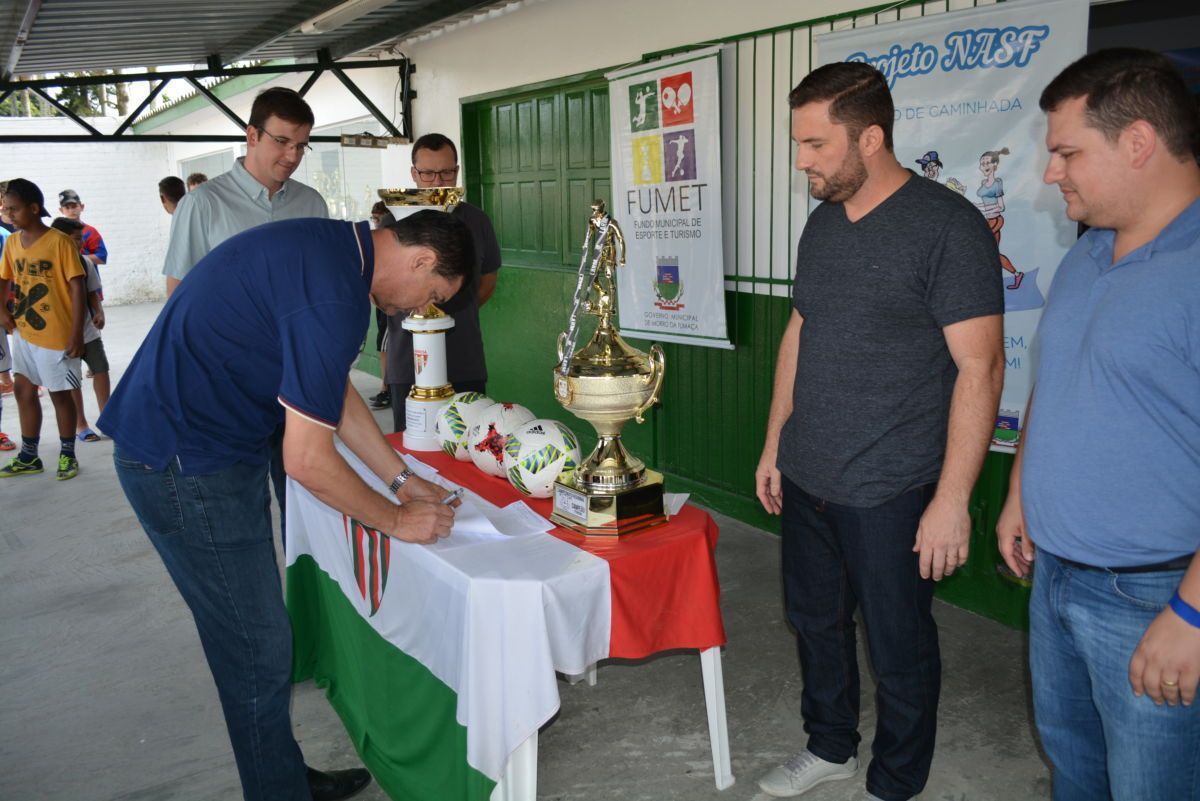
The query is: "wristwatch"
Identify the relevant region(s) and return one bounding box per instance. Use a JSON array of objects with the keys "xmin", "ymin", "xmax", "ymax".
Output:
[{"xmin": 388, "ymin": 468, "xmax": 414, "ymax": 496}]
